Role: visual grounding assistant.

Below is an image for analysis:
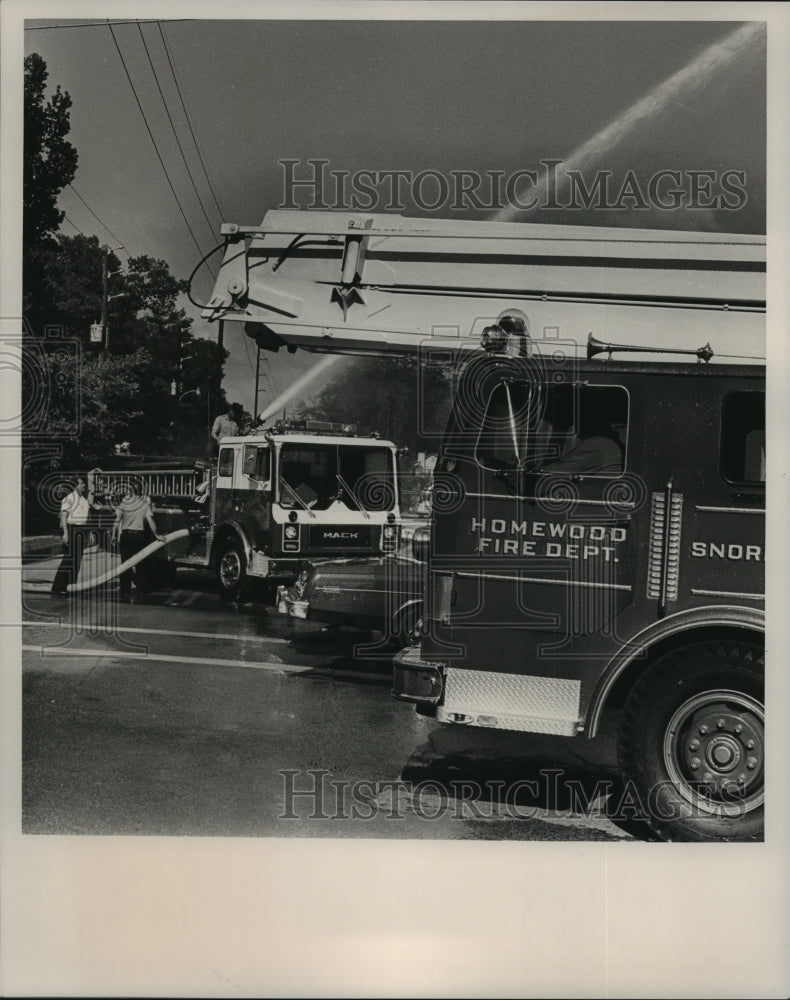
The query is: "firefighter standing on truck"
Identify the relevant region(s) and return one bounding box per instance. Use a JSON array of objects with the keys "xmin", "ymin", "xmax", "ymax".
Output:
[
  {"xmin": 211, "ymin": 402, "xmax": 243, "ymax": 455},
  {"xmin": 111, "ymin": 482, "xmax": 165, "ymax": 602}
]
